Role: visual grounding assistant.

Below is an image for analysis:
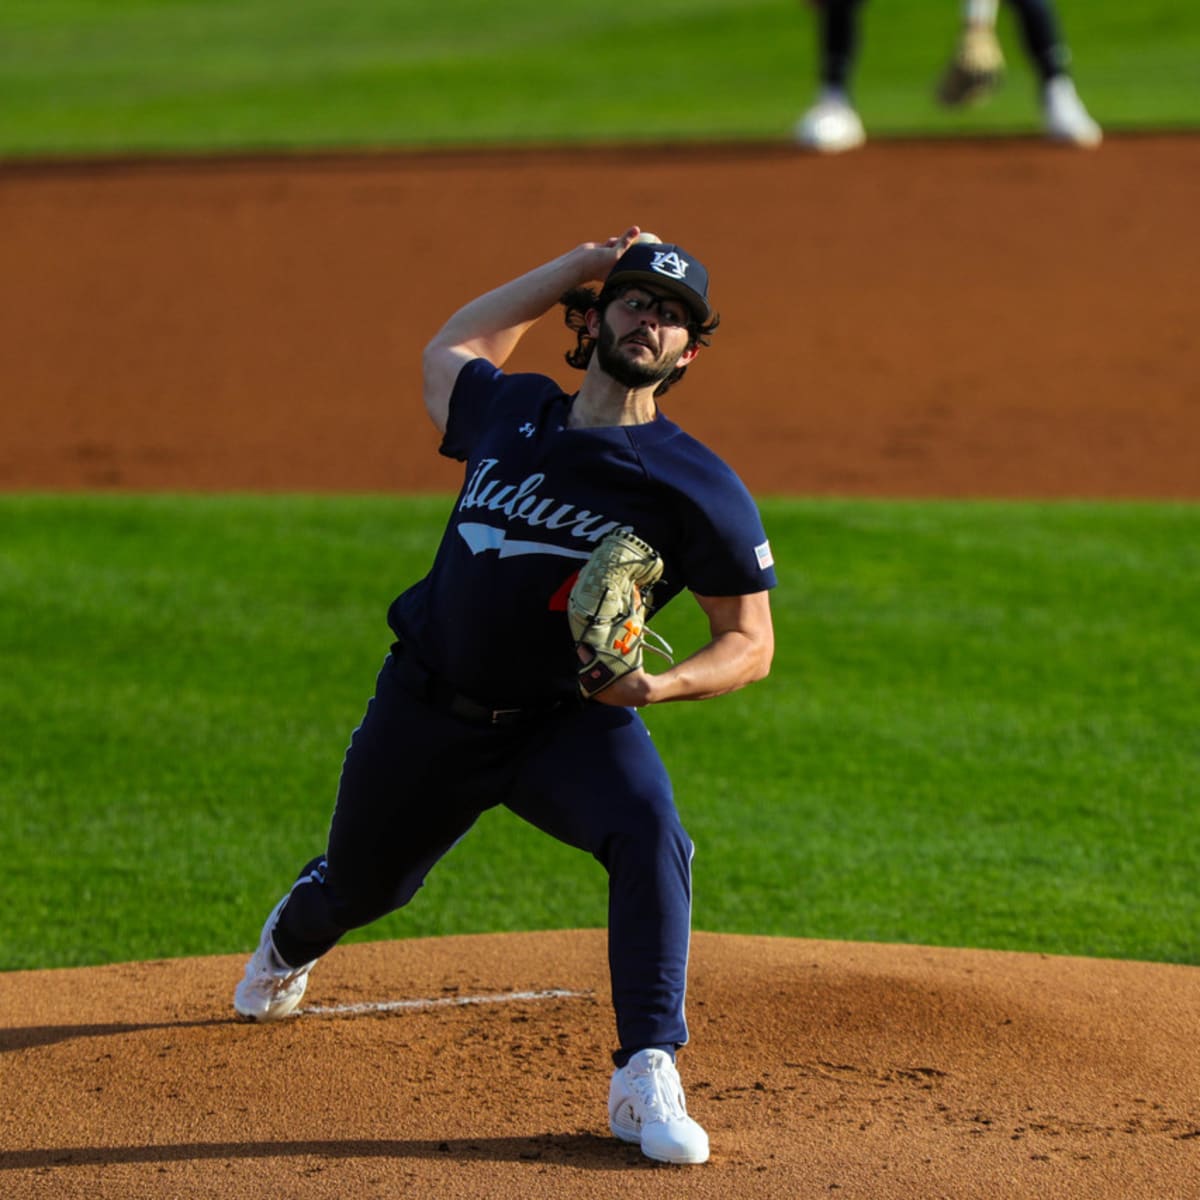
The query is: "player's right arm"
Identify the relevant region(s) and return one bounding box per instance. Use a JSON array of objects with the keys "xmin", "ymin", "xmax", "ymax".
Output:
[
  {"xmin": 591, "ymin": 589, "xmax": 775, "ymax": 708},
  {"xmin": 421, "ymin": 228, "xmax": 643, "ymax": 433}
]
